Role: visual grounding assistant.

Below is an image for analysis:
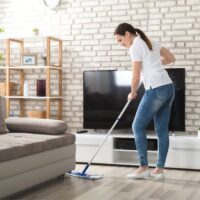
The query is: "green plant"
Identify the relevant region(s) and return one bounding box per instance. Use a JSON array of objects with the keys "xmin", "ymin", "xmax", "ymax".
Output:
[
  {"xmin": 32, "ymin": 28, "xmax": 39, "ymax": 33},
  {"xmin": 0, "ymin": 27, "xmax": 5, "ymax": 33},
  {"xmin": 0, "ymin": 53, "xmax": 3, "ymax": 60}
]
